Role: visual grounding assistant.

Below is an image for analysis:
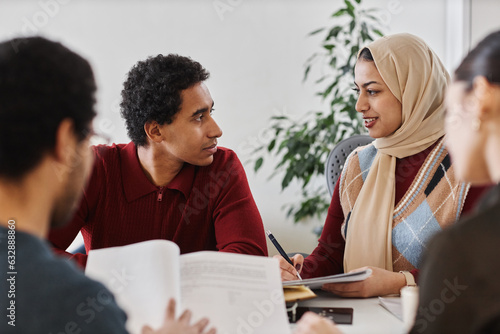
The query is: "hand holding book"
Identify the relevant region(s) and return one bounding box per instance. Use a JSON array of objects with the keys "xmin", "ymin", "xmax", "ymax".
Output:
[
  {"xmin": 86, "ymin": 240, "xmax": 292, "ymax": 334},
  {"xmin": 141, "ymin": 299, "xmax": 215, "ymax": 334}
]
